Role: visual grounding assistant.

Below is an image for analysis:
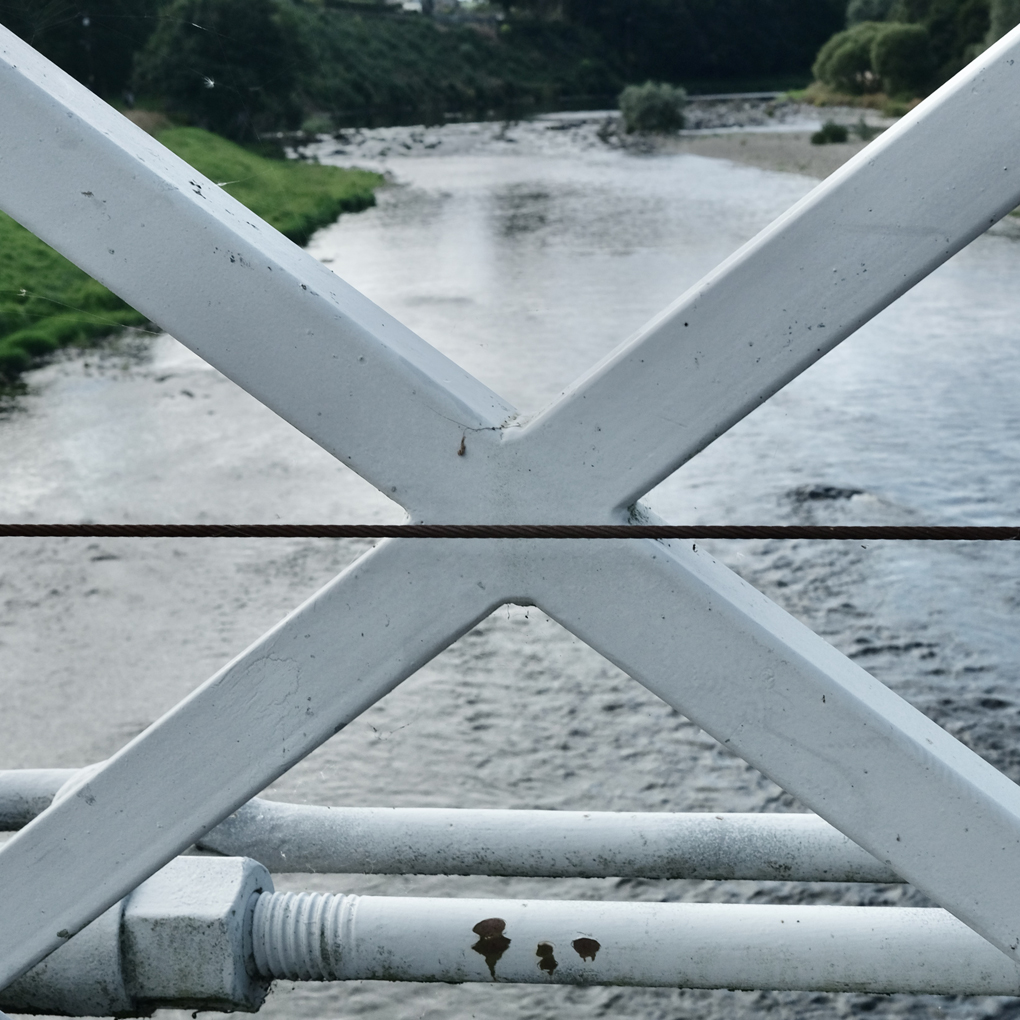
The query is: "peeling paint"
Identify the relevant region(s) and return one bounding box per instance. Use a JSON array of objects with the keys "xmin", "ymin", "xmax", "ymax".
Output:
[
  {"xmin": 471, "ymin": 918, "xmax": 510, "ymax": 978},
  {"xmin": 536, "ymin": 941, "xmax": 557, "ymax": 975}
]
